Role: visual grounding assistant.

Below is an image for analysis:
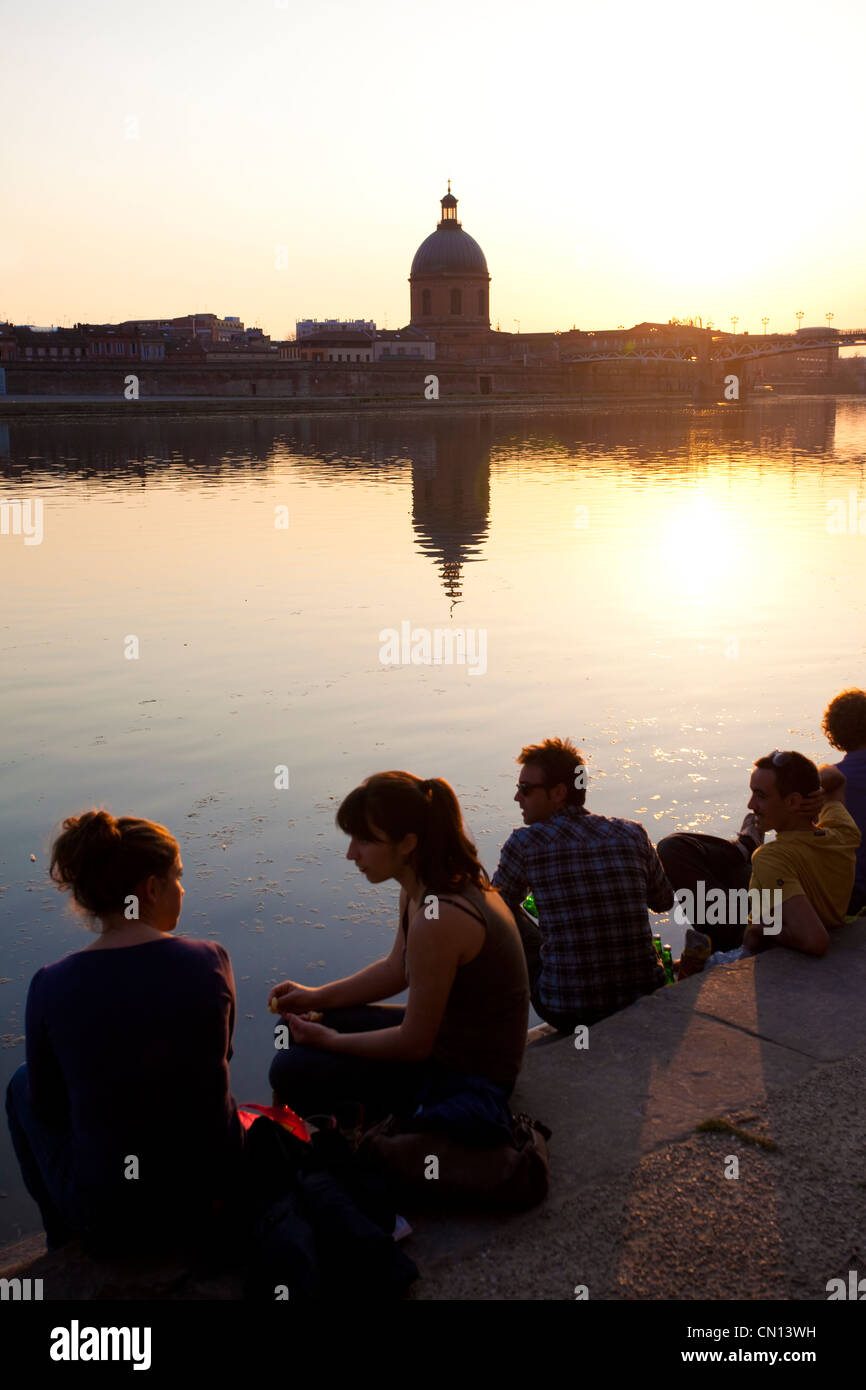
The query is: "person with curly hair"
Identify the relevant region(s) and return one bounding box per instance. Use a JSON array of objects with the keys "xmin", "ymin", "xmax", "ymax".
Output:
[{"xmin": 822, "ymin": 687, "xmax": 866, "ymax": 914}]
